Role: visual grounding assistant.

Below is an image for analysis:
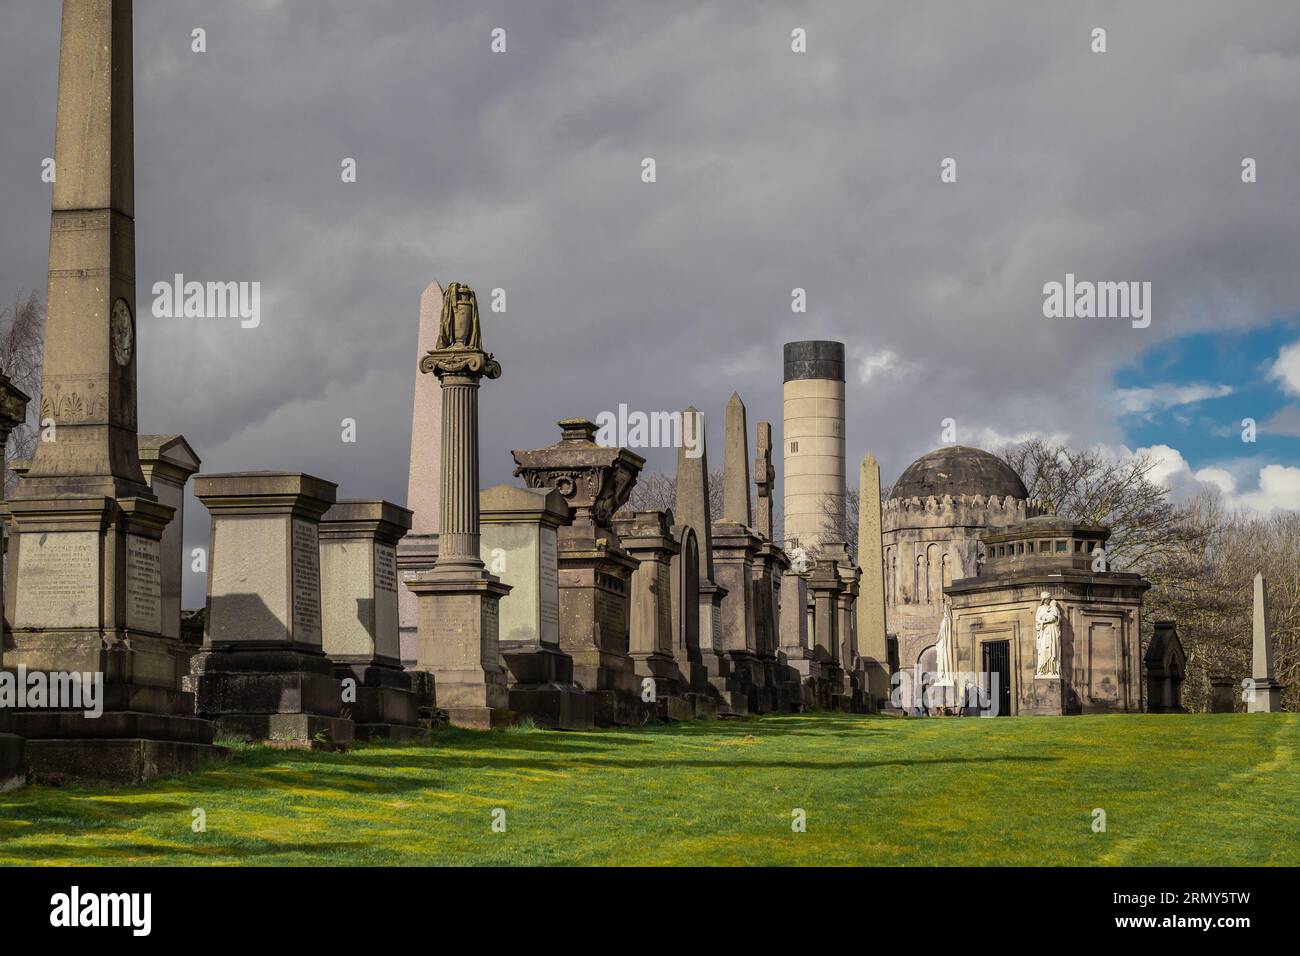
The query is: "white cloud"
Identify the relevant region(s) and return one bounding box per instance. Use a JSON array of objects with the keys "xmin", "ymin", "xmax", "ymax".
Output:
[
  {"xmin": 1269, "ymin": 341, "xmax": 1300, "ymax": 396},
  {"xmin": 1113, "ymin": 383, "xmax": 1233, "ymax": 416},
  {"xmin": 858, "ymin": 349, "xmax": 905, "ymax": 384},
  {"xmin": 1130, "ymin": 444, "xmax": 1300, "ymax": 515}
]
